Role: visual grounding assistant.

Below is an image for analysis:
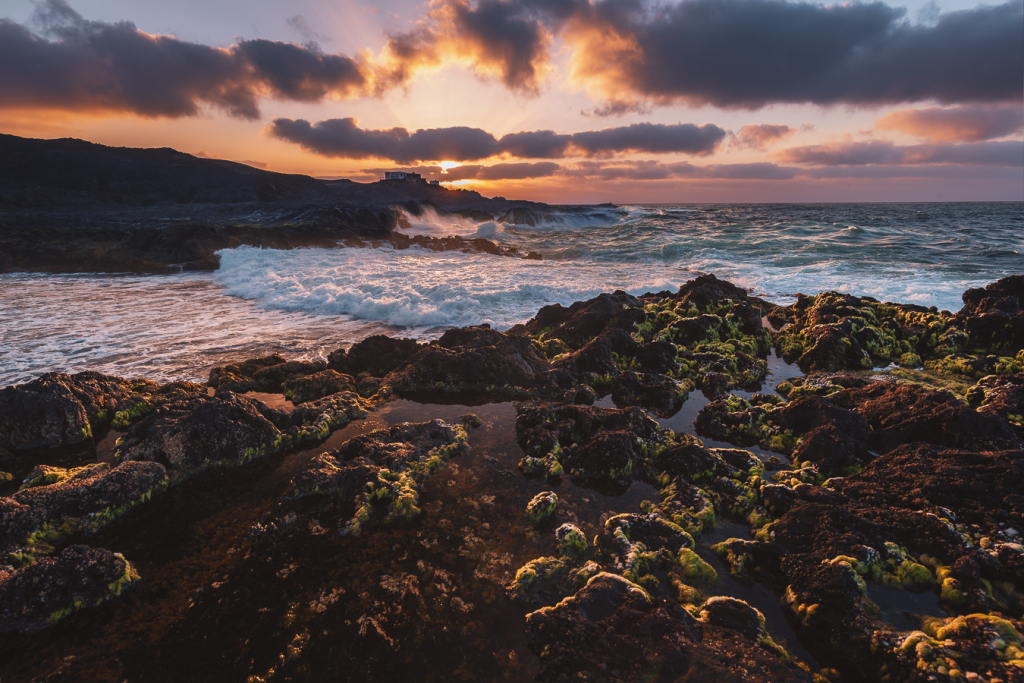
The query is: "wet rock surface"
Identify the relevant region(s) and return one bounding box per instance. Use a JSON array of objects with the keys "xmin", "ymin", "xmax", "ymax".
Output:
[{"xmin": 2, "ymin": 273, "xmax": 1024, "ymax": 683}]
